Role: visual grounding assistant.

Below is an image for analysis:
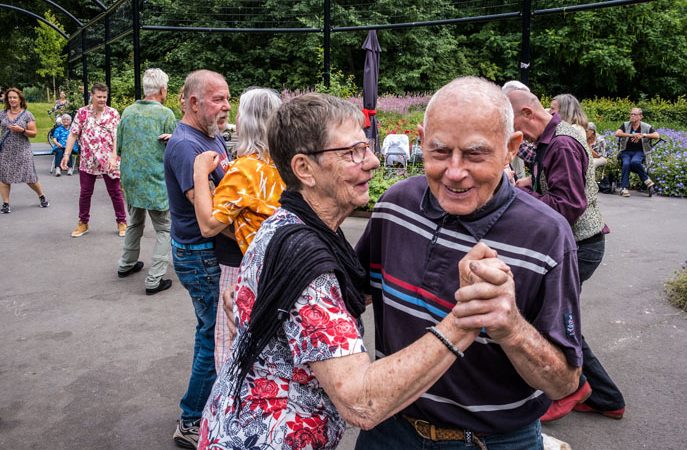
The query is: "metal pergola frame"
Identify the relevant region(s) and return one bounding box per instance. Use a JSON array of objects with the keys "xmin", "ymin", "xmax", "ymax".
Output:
[{"xmin": 3, "ymin": 0, "xmax": 653, "ymax": 103}]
